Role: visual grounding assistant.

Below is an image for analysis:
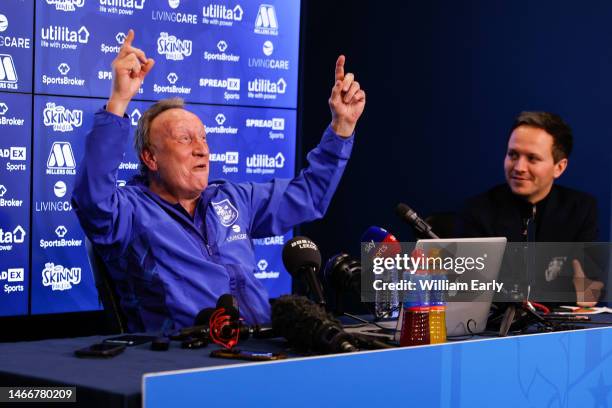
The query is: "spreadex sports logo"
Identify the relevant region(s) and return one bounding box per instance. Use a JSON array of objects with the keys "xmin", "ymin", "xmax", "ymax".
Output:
[
  {"xmin": 204, "ymin": 39, "xmax": 240, "ymax": 63},
  {"xmin": 0, "ymin": 146, "xmax": 27, "ymax": 172},
  {"xmin": 0, "ymin": 14, "xmax": 31, "ymax": 50},
  {"xmin": 42, "ymin": 63, "xmax": 86, "ymax": 87},
  {"xmin": 245, "ymin": 117, "xmax": 285, "ymax": 140},
  {"xmin": 254, "ymin": 4, "xmax": 278, "ymax": 36},
  {"xmin": 0, "ymin": 184, "xmax": 24, "ymax": 208},
  {"xmin": 209, "ymin": 151, "xmax": 239, "ymax": 174},
  {"xmin": 1, "ymin": 267, "xmax": 24, "ymax": 295},
  {"xmin": 151, "ymin": 0, "xmax": 197, "ymax": 24},
  {"xmin": 206, "ymin": 113, "xmax": 238, "ymax": 135},
  {"xmin": 99, "ymin": 0, "xmax": 146, "ymax": 16},
  {"xmin": 202, "ymin": 3, "xmax": 243, "ymax": 27},
  {"xmin": 0, "ymin": 102, "xmax": 26, "ymax": 127},
  {"xmin": 254, "ymin": 258, "xmax": 280, "ymax": 279},
  {"xmin": 157, "ymin": 32, "xmax": 192, "ymax": 61},
  {"xmin": 0, "ymin": 54, "xmax": 18, "ymax": 90},
  {"xmin": 0, "ymin": 225, "xmax": 26, "ymax": 251},
  {"xmin": 246, "ymin": 152, "xmax": 285, "ymax": 175},
  {"xmin": 247, "ymin": 78, "xmax": 286, "ymax": 101},
  {"xmin": 40, "ymin": 25, "xmax": 90, "ymax": 50},
  {"xmin": 46, "ymin": 0, "xmax": 85, "ymax": 12},
  {"xmin": 46, "ymin": 142, "xmax": 76, "ymax": 175},
  {"xmin": 198, "ymin": 77, "xmax": 240, "ymax": 101},
  {"xmin": 43, "ymin": 103, "xmax": 83, "ymax": 132},
  {"xmin": 42, "ymin": 262, "xmax": 81, "ymax": 291}
]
